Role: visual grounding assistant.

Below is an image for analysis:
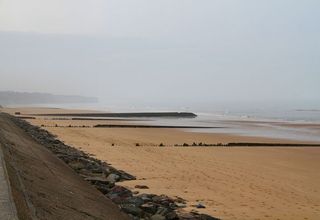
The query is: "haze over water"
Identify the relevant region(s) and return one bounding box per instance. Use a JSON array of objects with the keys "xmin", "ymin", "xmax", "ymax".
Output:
[{"xmin": 1, "ymin": 0, "xmax": 320, "ymax": 108}]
